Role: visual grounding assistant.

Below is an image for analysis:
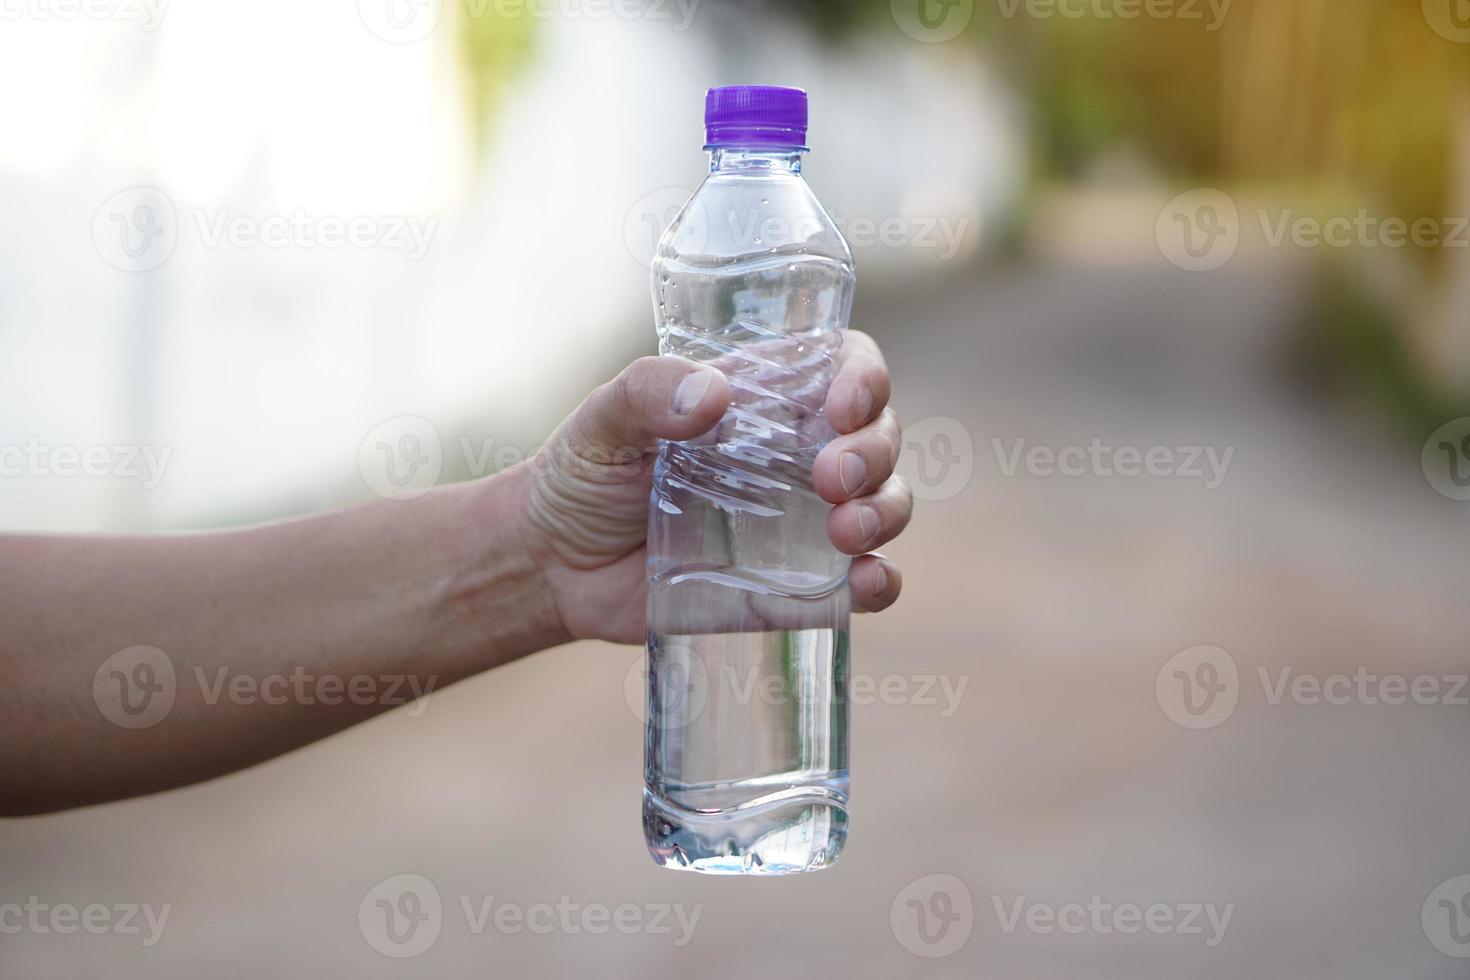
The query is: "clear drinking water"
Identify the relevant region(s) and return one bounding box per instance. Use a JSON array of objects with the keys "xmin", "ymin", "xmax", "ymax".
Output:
[{"xmin": 643, "ymin": 86, "xmax": 856, "ymax": 875}]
